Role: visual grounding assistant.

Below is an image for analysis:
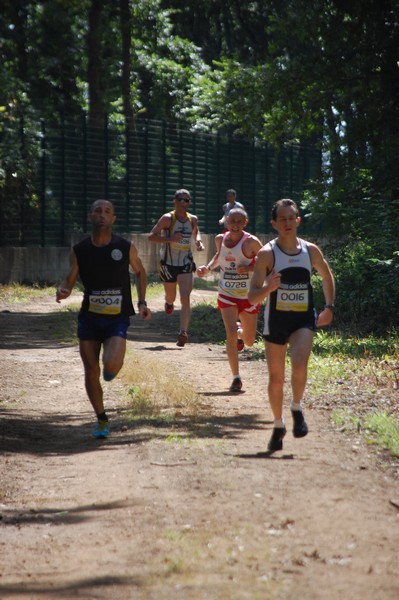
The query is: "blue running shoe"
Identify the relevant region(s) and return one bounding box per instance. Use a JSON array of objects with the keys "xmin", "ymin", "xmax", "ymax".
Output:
[{"xmin": 92, "ymin": 420, "xmax": 110, "ymax": 439}]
